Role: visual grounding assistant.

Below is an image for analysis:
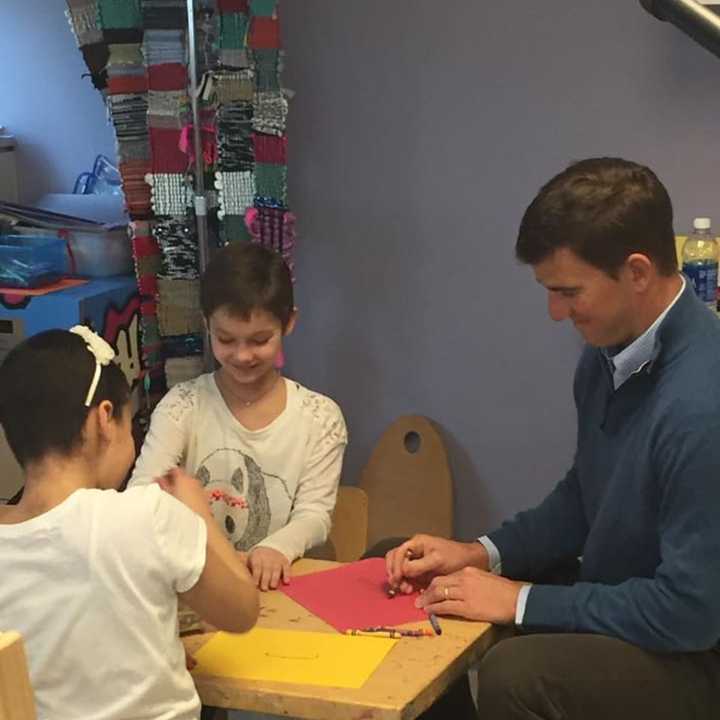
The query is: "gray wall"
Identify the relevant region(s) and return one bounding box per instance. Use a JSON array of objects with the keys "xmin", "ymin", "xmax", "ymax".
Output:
[
  {"xmin": 0, "ymin": 0, "xmax": 116, "ymax": 202},
  {"xmin": 4, "ymin": 3, "xmax": 720, "ymax": 538},
  {"xmin": 281, "ymin": 1, "xmax": 720, "ymax": 538}
]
